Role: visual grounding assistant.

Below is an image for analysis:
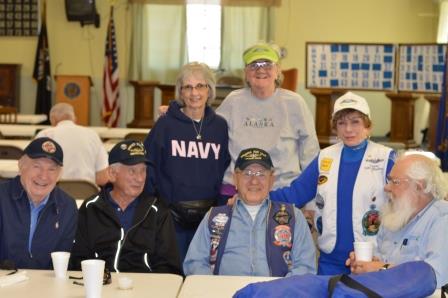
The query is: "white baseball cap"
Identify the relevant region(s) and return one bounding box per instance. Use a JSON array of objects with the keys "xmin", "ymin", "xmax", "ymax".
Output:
[{"xmin": 332, "ymin": 91, "xmax": 370, "ymax": 118}]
